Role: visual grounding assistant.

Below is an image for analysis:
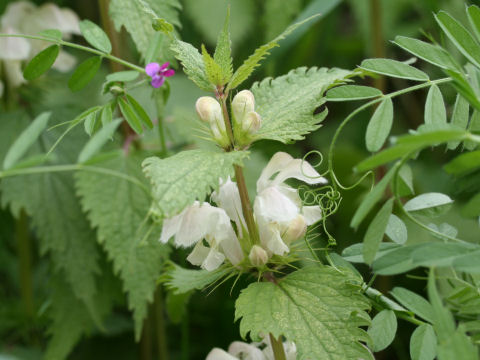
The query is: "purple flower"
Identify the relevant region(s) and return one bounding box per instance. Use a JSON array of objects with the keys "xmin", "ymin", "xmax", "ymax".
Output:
[{"xmin": 145, "ymin": 62, "xmax": 174, "ymax": 88}]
